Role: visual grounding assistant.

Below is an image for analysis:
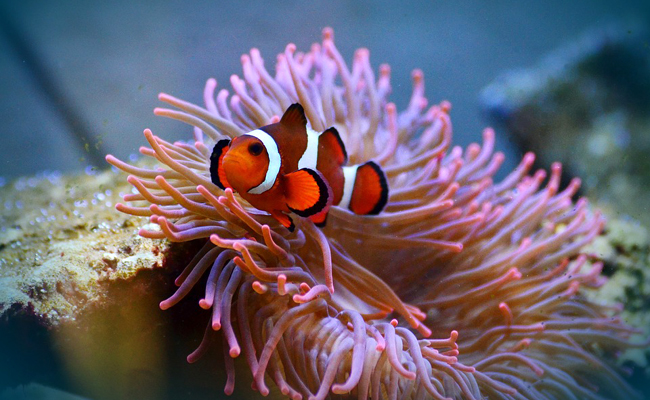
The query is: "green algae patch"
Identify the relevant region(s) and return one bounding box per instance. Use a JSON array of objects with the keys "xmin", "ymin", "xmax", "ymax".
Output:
[{"xmin": 0, "ymin": 168, "xmax": 166, "ymax": 325}]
